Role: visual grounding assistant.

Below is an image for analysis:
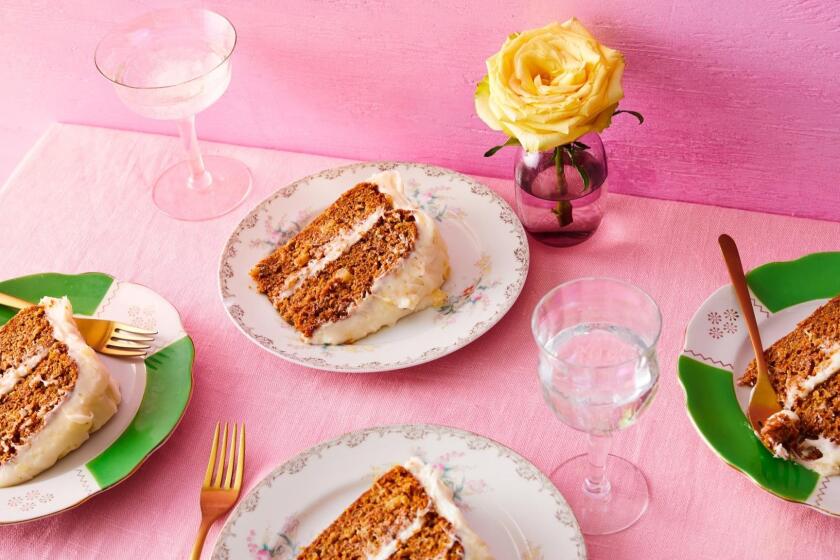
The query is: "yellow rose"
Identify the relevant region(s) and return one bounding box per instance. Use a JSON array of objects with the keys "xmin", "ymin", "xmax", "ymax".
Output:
[{"xmin": 475, "ymin": 19, "xmax": 625, "ymax": 152}]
